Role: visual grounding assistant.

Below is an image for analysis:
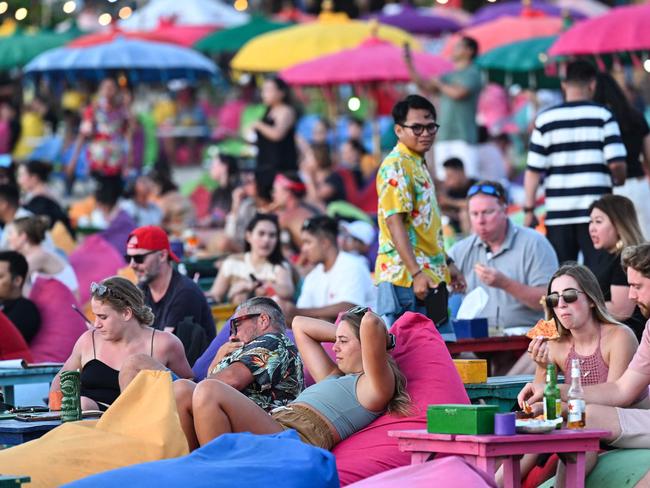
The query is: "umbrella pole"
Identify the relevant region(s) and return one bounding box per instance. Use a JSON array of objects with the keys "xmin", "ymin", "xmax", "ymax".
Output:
[{"xmin": 367, "ymin": 84, "xmax": 381, "ymax": 160}]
